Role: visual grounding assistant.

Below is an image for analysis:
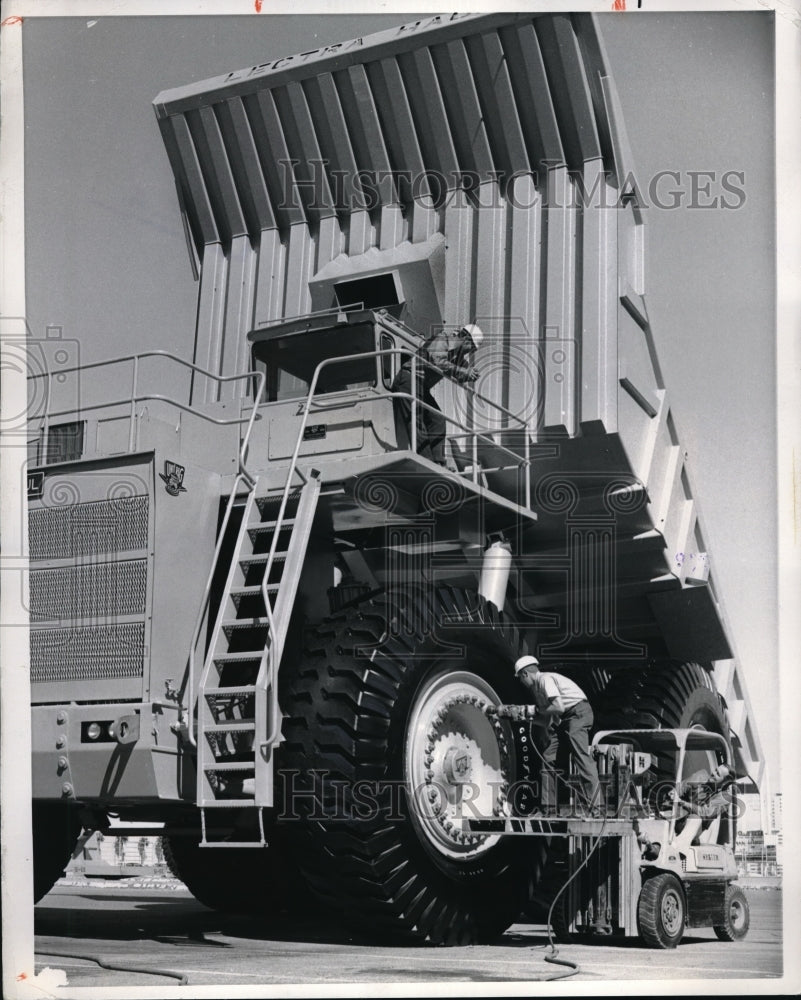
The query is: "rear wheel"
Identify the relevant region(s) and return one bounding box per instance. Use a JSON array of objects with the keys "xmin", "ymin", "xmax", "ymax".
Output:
[
  {"xmin": 279, "ymin": 586, "xmax": 542, "ymax": 945},
  {"xmin": 33, "ymin": 802, "xmax": 83, "ymax": 903},
  {"xmin": 714, "ymin": 884, "xmax": 750, "ymax": 941},
  {"xmin": 595, "ymin": 661, "xmax": 730, "ymax": 784},
  {"xmin": 638, "ymin": 872, "xmax": 685, "ymax": 948}
]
